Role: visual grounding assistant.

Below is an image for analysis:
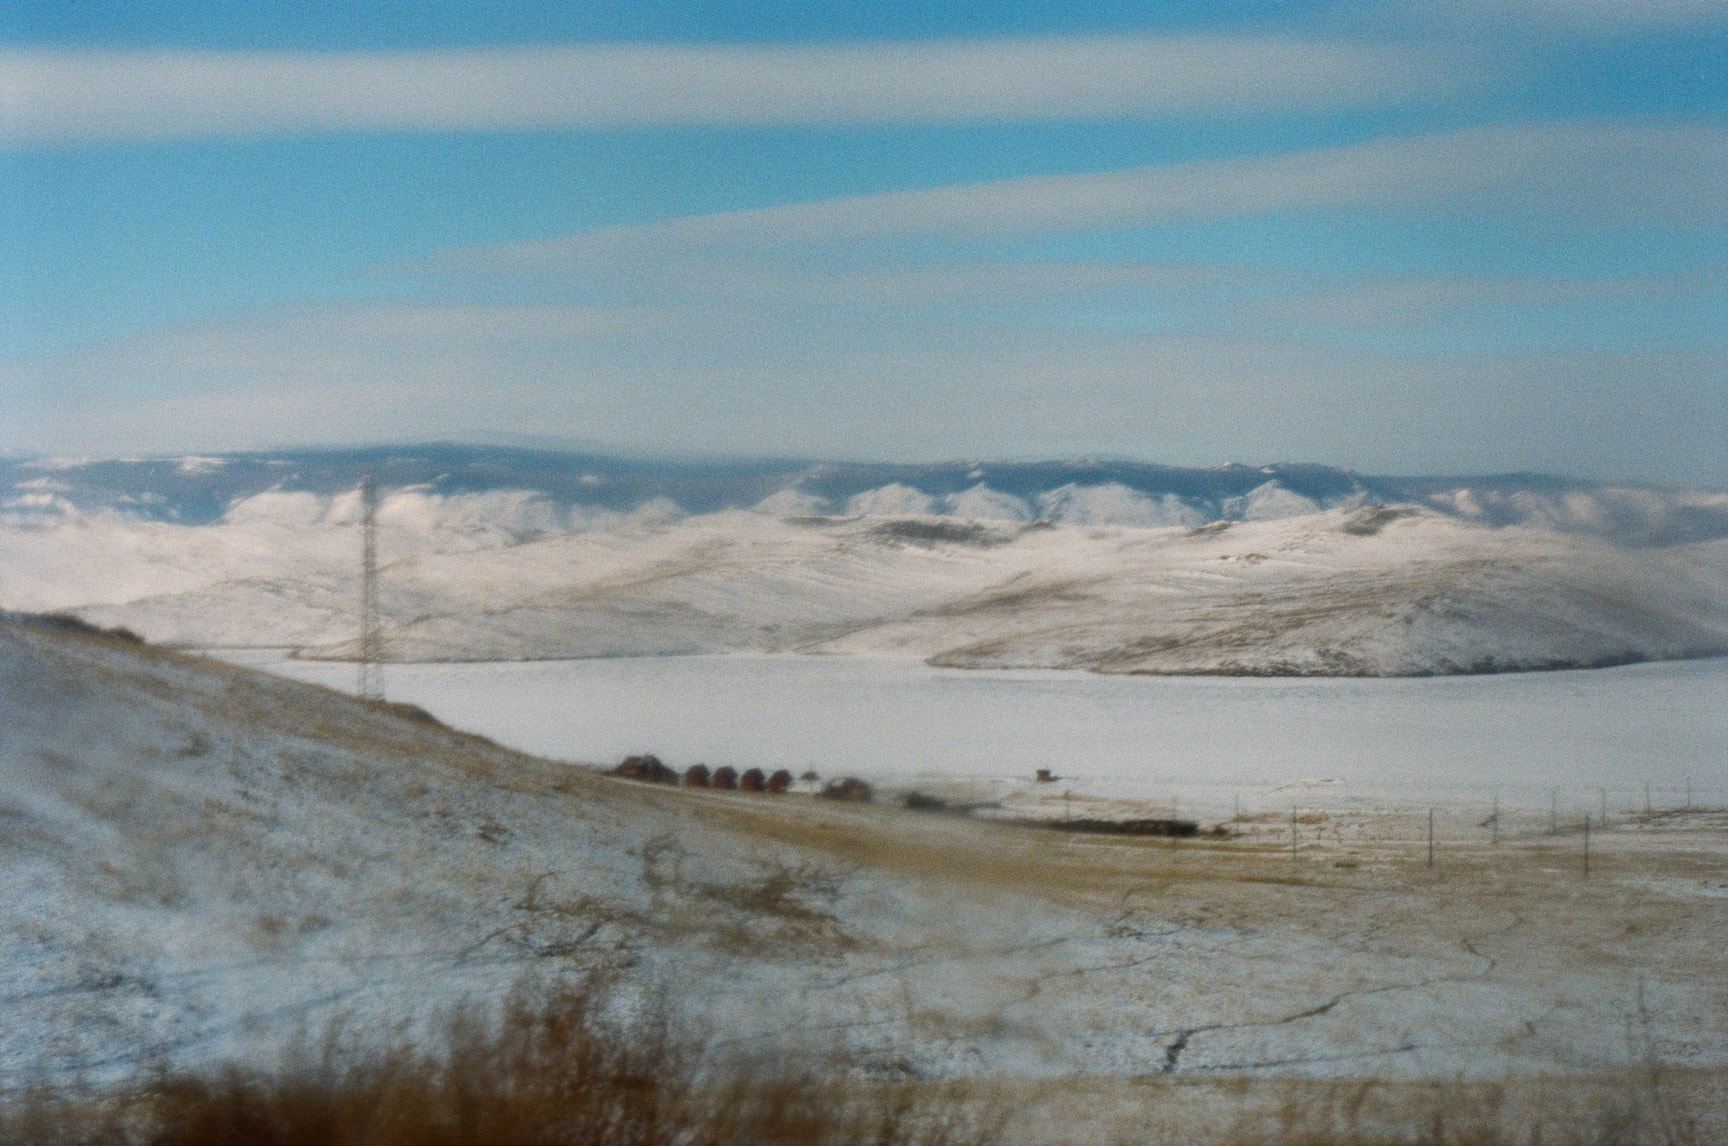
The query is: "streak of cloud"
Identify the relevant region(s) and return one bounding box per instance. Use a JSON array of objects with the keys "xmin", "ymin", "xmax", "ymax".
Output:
[
  {"xmin": 412, "ymin": 119, "xmax": 1728, "ymax": 275},
  {"xmin": 0, "ymin": 36, "xmax": 1463, "ymax": 145}
]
